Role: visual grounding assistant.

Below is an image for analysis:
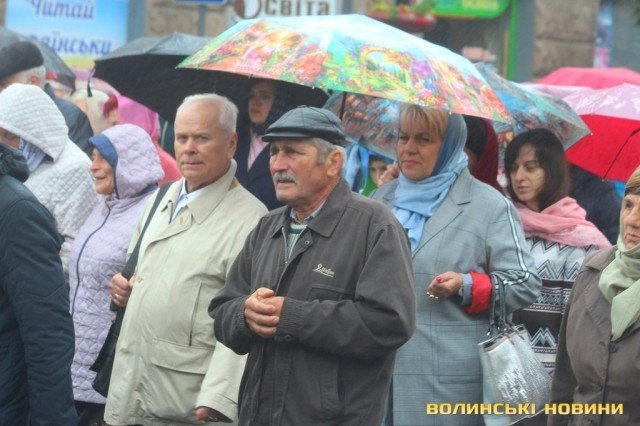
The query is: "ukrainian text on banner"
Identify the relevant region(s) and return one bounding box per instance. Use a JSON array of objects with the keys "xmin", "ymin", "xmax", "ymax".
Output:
[{"xmin": 5, "ymin": 0, "xmax": 129, "ymax": 72}]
